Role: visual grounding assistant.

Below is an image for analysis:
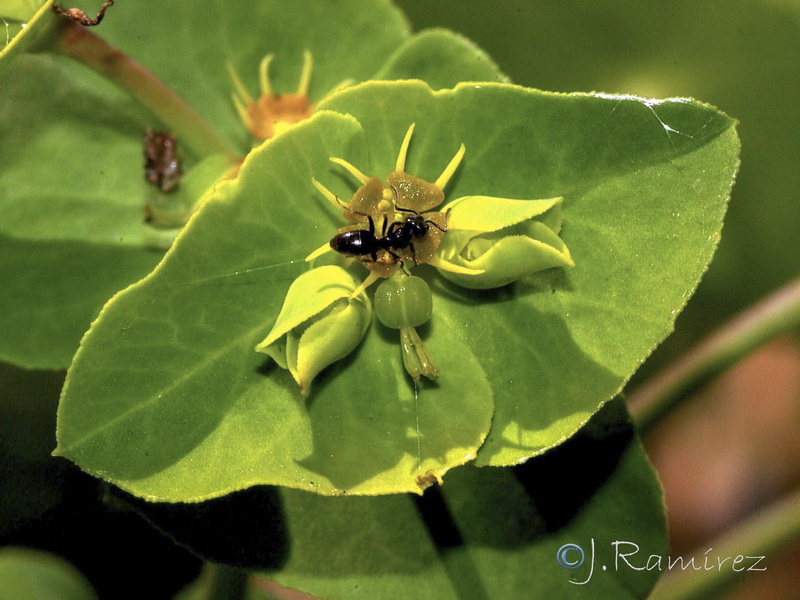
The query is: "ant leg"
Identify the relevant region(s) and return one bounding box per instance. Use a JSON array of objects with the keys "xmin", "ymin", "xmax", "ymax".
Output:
[
  {"xmin": 366, "ymin": 215, "xmax": 376, "ymax": 234},
  {"xmin": 341, "ymin": 195, "xmax": 375, "ymax": 224},
  {"xmin": 311, "ymin": 179, "xmax": 375, "ymax": 224},
  {"xmin": 311, "ymin": 178, "xmax": 345, "ymax": 212},
  {"xmin": 388, "ymin": 186, "xmax": 419, "ymax": 218},
  {"xmin": 398, "ymin": 260, "xmax": 413, "ymax": 276},
  {"xmin": 380, "ymin": 214, "xmax": 389, "ymax": 237},
  {"xmin": 394, "ymin": 205, "xmax": 419, "ymax": 216},
  {"xmin": 389, "ymin": 192, "xmax": 428, "ymax": 222},
  {"xmin": 408, "ymin": 242, "xmax": 419, "ymax": 266},
  {"xmin": 385, "ymin": 219, "xmax": 403, "ymax": 236}
]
